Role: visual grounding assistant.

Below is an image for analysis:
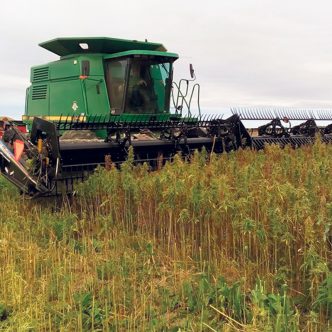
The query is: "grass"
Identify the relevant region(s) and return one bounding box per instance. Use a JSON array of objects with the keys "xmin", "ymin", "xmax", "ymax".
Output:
[{"xmin": 0, "ymin": 141, "xmax": 331, "ymax": 331}]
